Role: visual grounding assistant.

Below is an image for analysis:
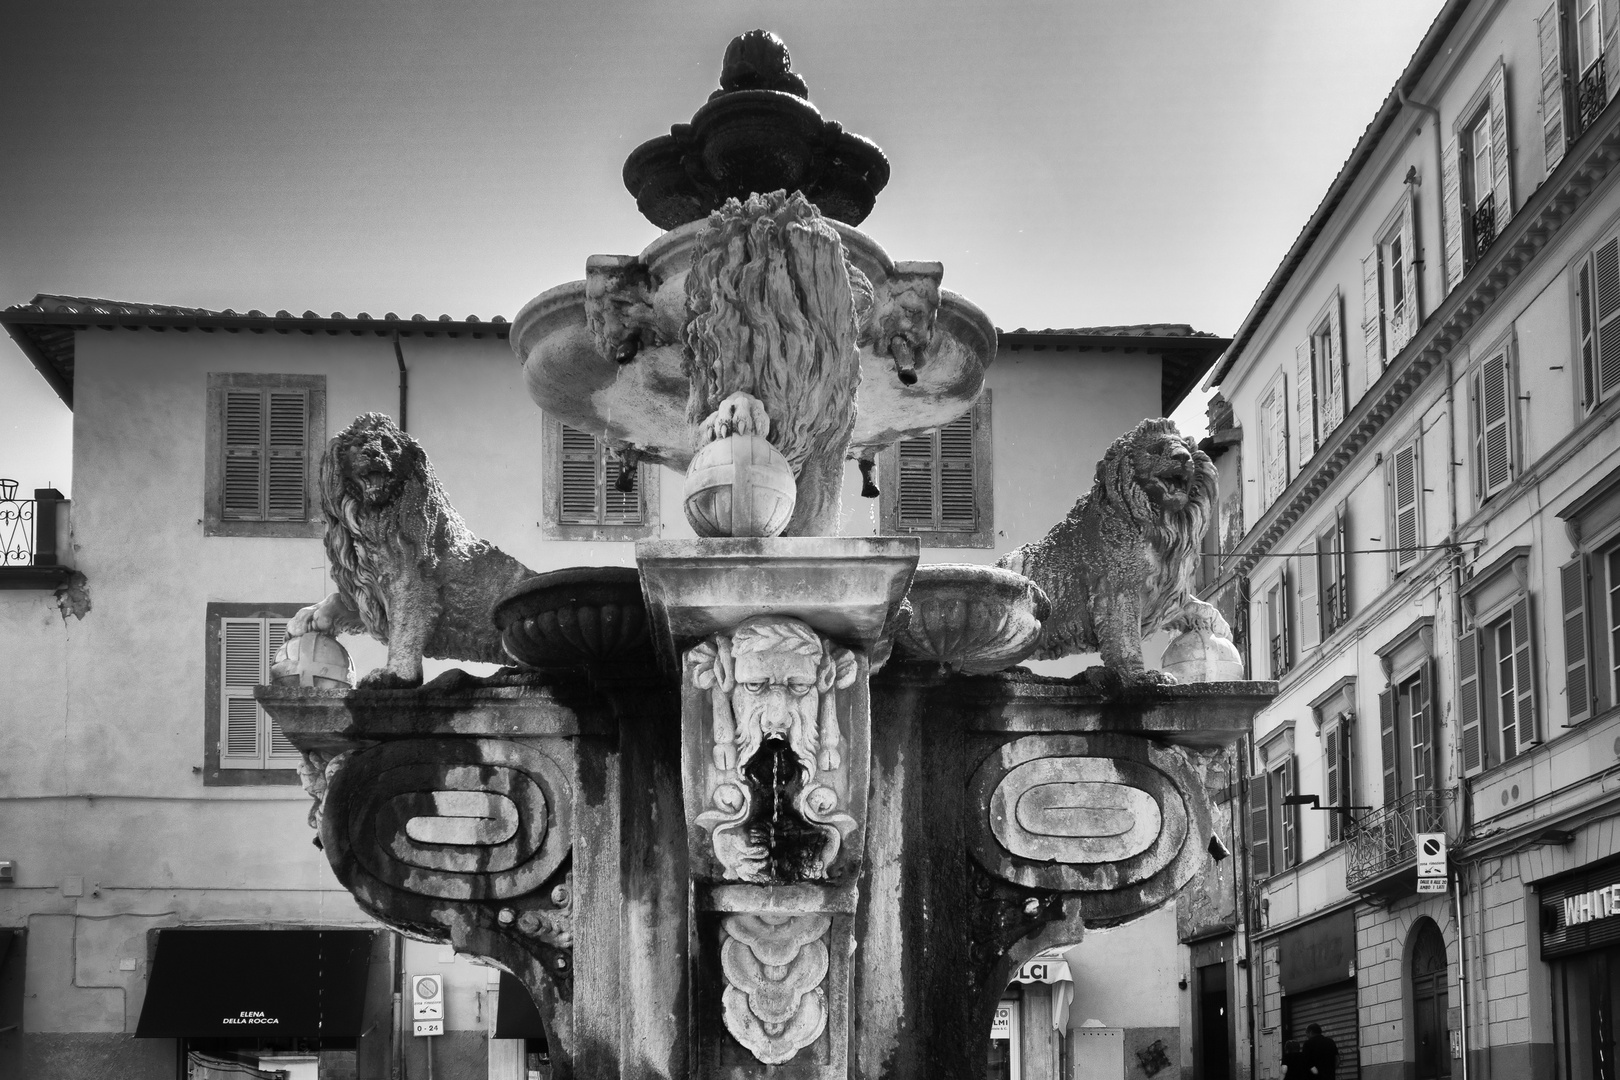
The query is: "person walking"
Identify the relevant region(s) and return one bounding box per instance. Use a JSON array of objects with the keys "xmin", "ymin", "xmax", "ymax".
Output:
[{"xmin": 1302, "ymin": 1022, "xmax": 1339, "ymax": 1078}]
